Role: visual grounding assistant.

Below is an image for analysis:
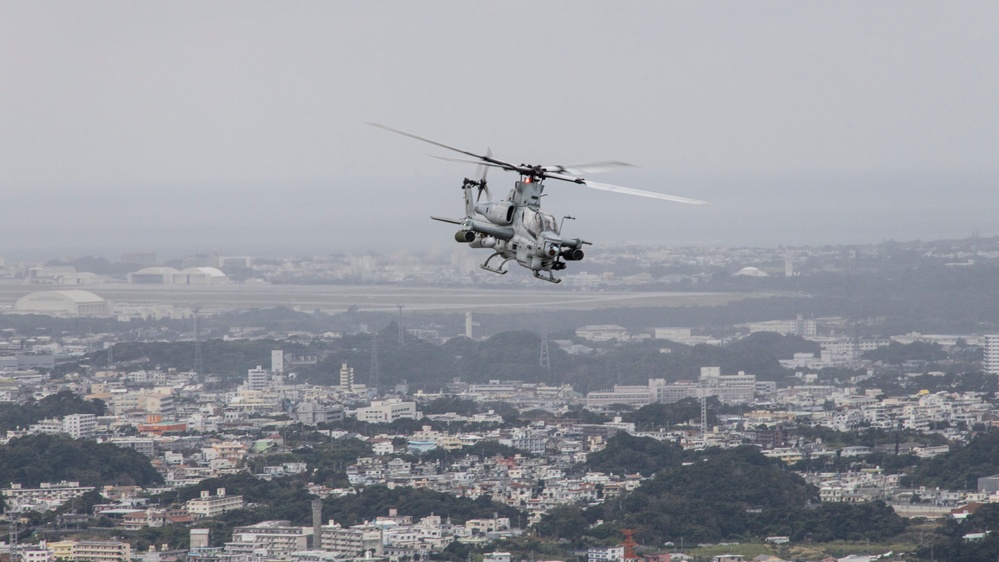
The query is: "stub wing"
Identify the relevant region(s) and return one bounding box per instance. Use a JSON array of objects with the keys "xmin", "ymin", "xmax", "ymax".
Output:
[
  {"xmin": 430, "ymin": 216, "xmax": 464, "ymax": 225},
  {"xmin": 431, "ymin": 216, "xmax": 514, "ymax": 241}
]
